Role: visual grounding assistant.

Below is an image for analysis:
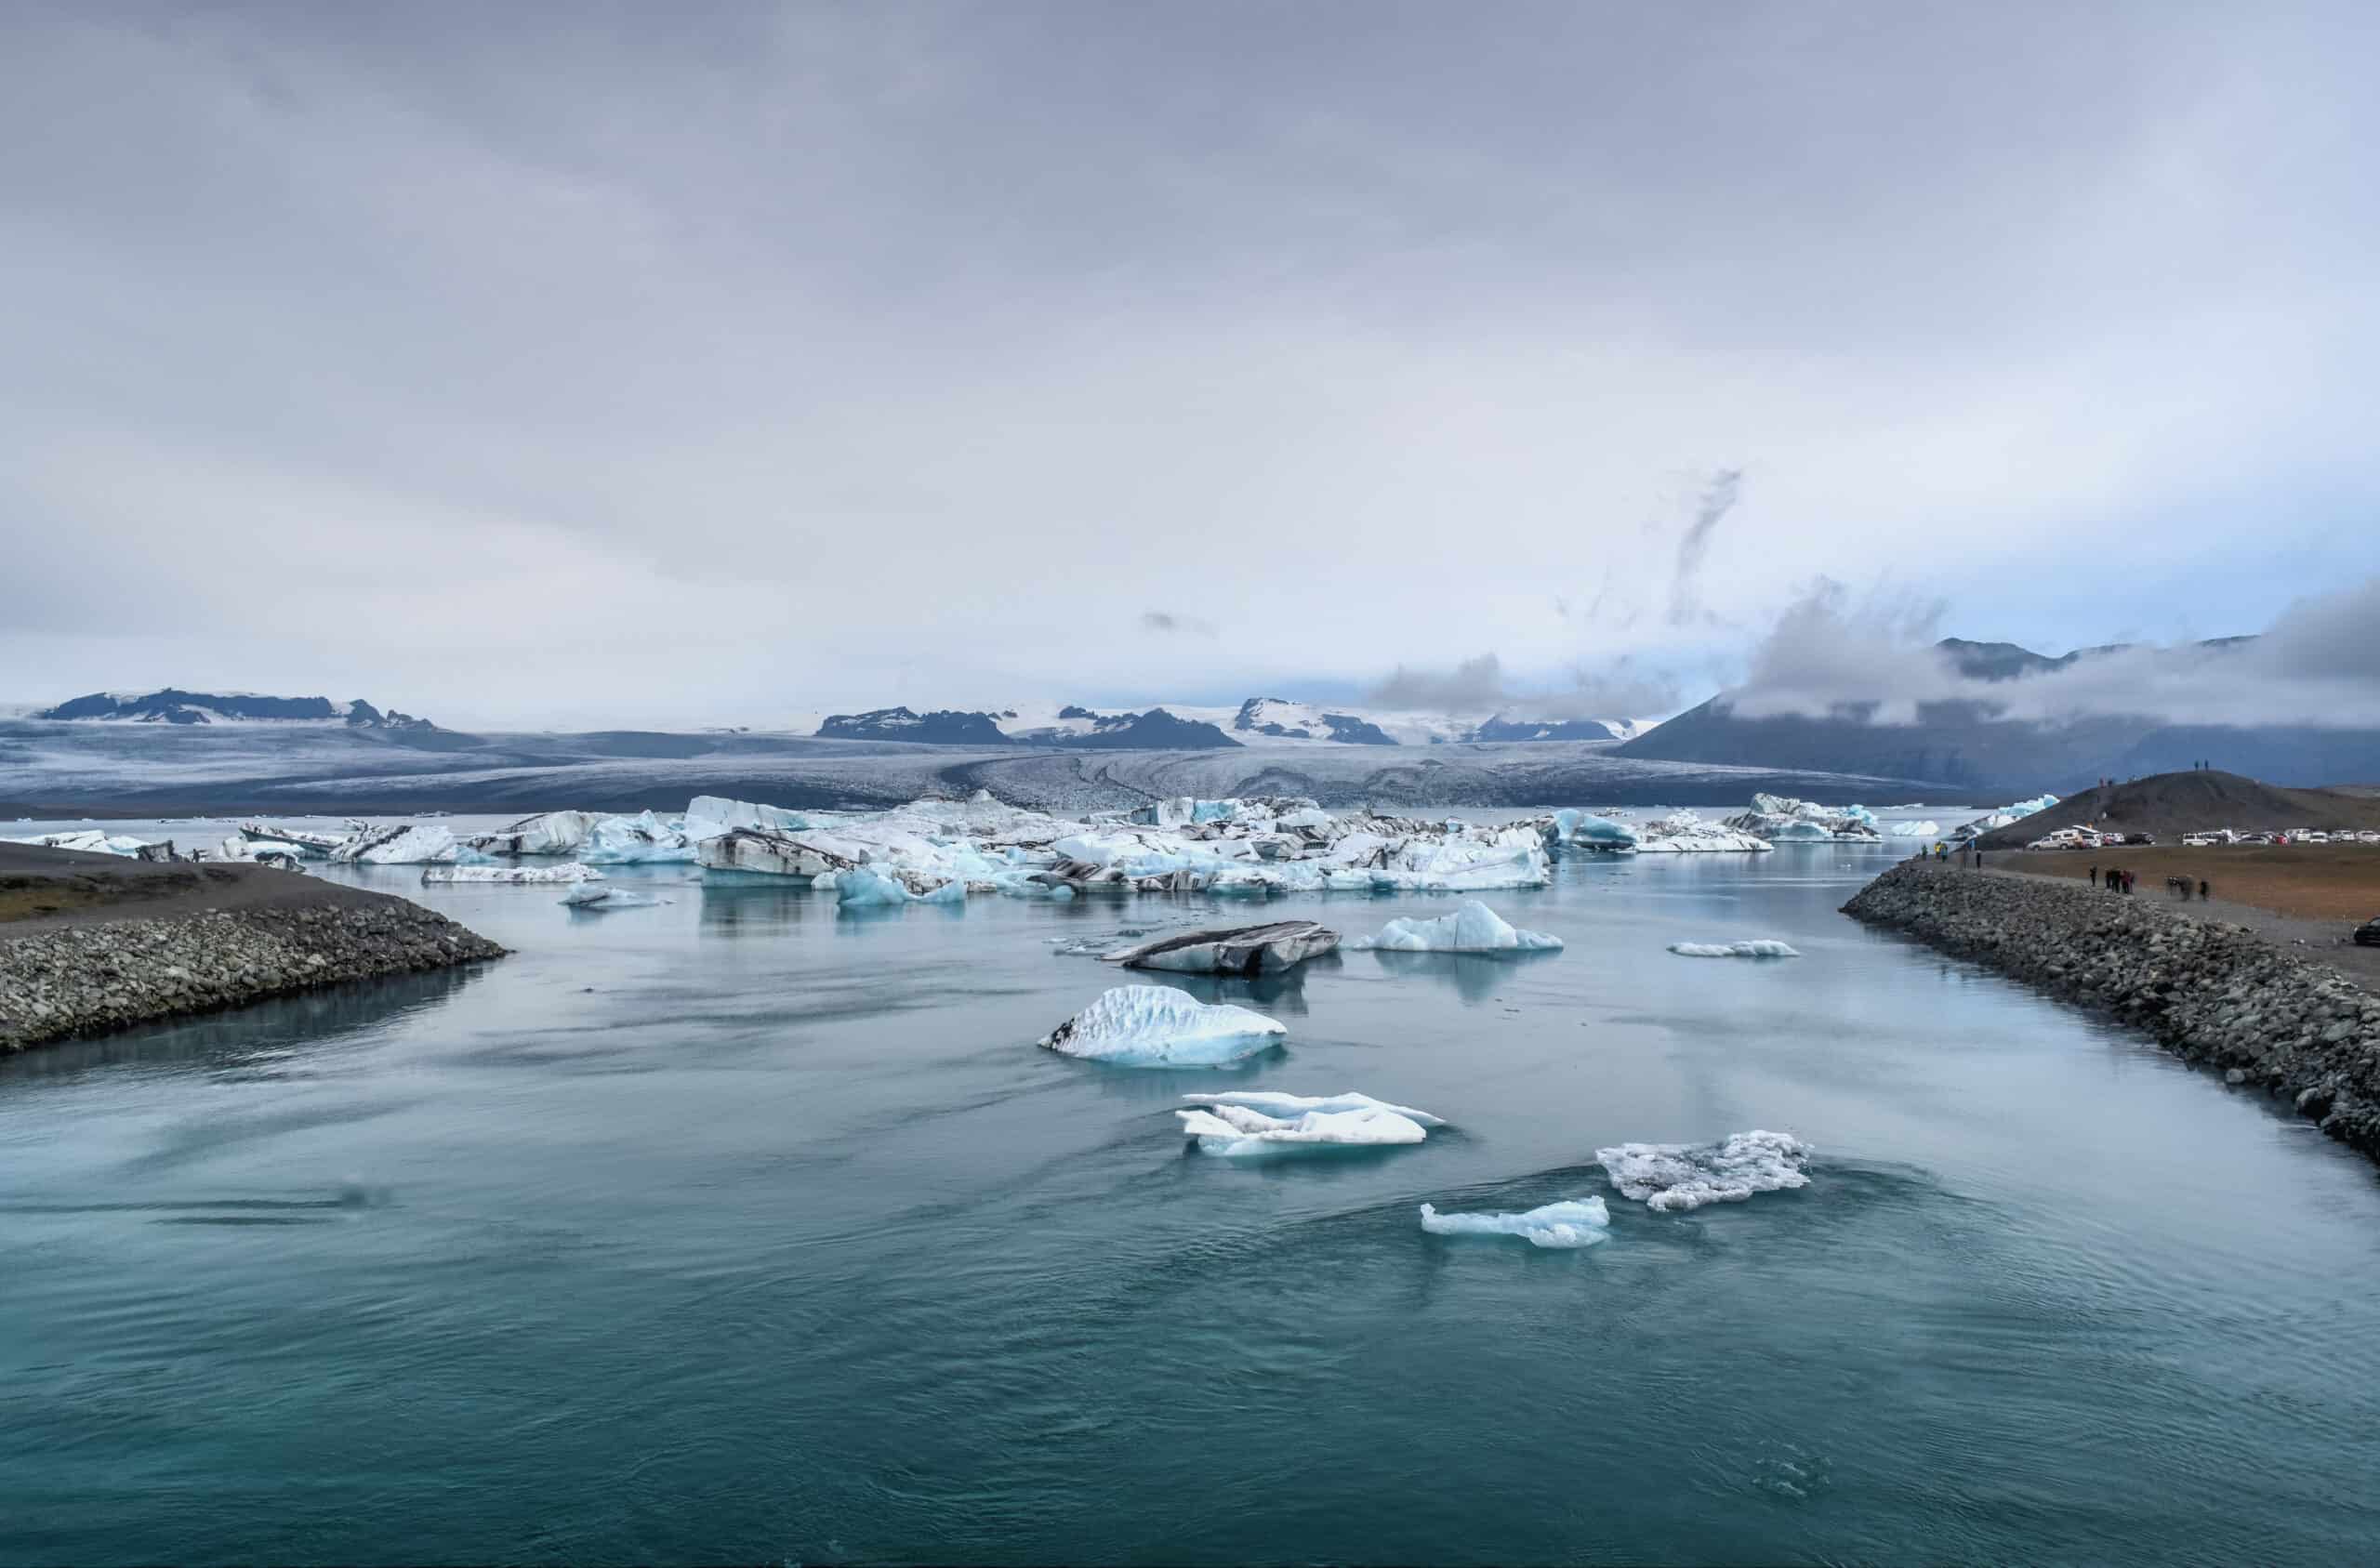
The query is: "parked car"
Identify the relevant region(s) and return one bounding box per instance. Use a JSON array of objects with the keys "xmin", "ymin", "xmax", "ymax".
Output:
[{"xmin": 2357, "ymin": 917, "xmax": 2380, "ymax": 948}]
